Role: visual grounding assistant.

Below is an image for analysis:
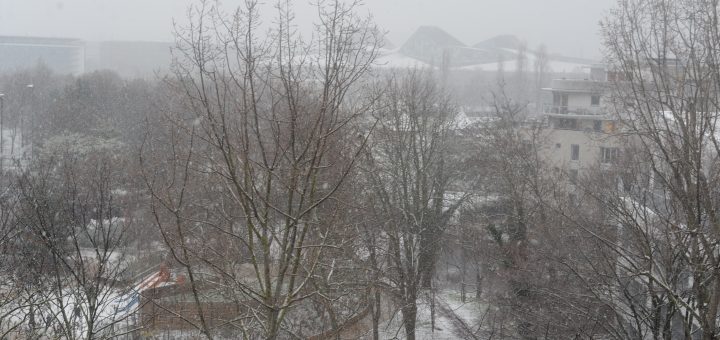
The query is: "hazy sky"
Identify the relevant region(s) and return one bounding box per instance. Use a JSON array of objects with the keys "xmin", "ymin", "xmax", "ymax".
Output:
[{"xmin": 0, "ymin": 0, "xmax": 616, "ymax": 59}]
